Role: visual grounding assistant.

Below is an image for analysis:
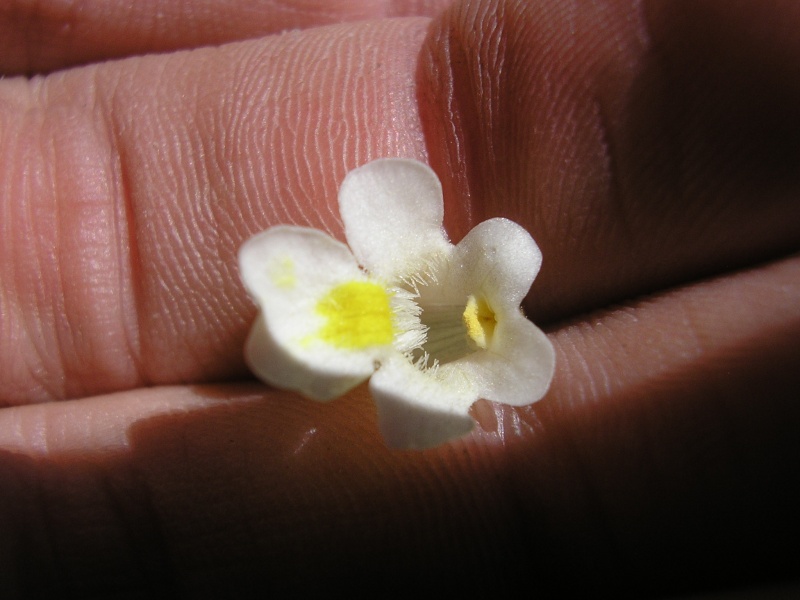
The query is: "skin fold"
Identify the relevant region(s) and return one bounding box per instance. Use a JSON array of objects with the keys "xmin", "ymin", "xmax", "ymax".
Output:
[
  {"xmin": 0, "ymin": 0, "xmax": 455, "ymax": 75},
  {"xmin": 1, "ymin": 0, "xmax": 799, "ymax": 596}
]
